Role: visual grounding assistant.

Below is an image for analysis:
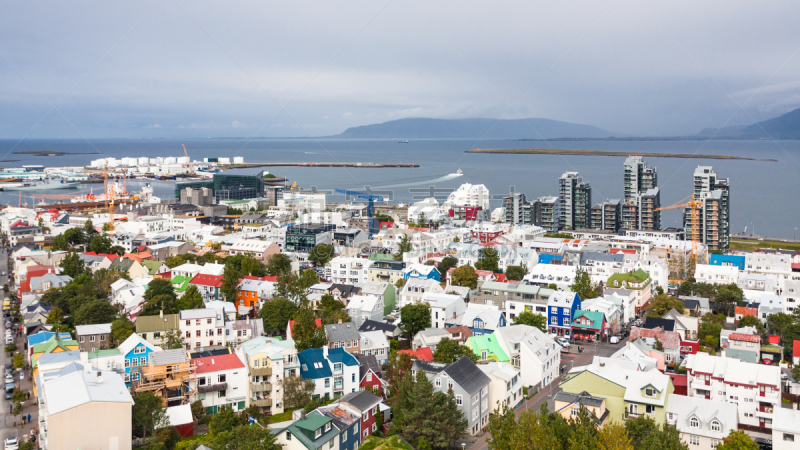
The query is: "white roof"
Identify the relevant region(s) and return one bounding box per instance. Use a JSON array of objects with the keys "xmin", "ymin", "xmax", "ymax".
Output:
[
  {"xmin": 118, "ymin": 332, "xmax": 158, "ymax": 356},
  {"xmin": 229, "ymin": 238, "xmax": 276, "ymax": 252},
  {"xmin": 773, "ymin": 407, "xmax": 800, "ymax": 434},
  {"xmin": 164, "ymin": 404, "xmax": 194, "ymax": 427},
  {"xmin": 347, "ymin": 295, "xmax": 380, "ymax": 312},
  {"xmin": 199, "ymin": 263, "xmax": 225, "ymax": 276},
  {"xmin": 666, "ymin": 395, "xmax": 737, "ymax": 440},
  {"xmin": 179, "ymin": 308, "xmax": 217, "ymax": 320},
  {"xmin": 518, "ymin": 326, "xmax": 559, "ymax": 363},
  {"xmin": 42, "ymin": 370, "xmax": 133, "ymax": 416},
  {"xmin": 172, "ymin": 263, "xmax": 204, "ymax": 274},
  {"xmin": 569, "ymin": 358, "xmax": 671, "ymax": 407},
  {"xmin": 459, "ymin": 303, "xmax": 503, "ymax": 328},
  {"xmin": 685, "ymin": 352, "xmax": 780, "ymax": 387},
  {"xmin": 75, "ymin": 323, "xmax": 112, "ymax": 336},
  {"xmin": 403, "ymin": 264, "xmax": 438, "ymax": 277},
  {"xmin": 422, "ymin": 292, "xmax": 462, "ymax": 309},
  {"xmin": 360, "ymin": 330, "xmax": 389, "ymax": 351},
  {"xmin": 110, "ymin": 278, "xmax": 135, "ymax": 291},
  {"xmin": 478, "ymin": 361, "xmax": 518, "ymax": 382}
]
